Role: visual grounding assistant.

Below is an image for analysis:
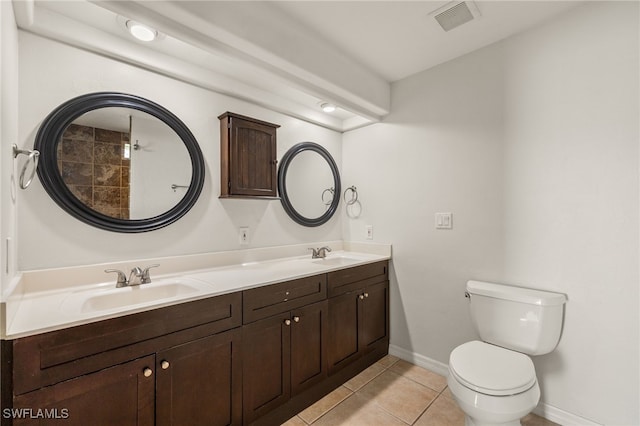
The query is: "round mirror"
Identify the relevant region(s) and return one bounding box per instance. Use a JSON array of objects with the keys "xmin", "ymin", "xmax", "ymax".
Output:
[
  {"xmin": 277, "ymin": 142, "xmax": 340, "ymax": 227},
  {"xmin": 34, "ymin": 92, "xmax": 205, "ymax": 233}
]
